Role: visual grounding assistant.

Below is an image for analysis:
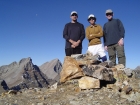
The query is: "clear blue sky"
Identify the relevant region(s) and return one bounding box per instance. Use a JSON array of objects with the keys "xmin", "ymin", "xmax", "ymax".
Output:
[{"xmin": 0, "ymin": 0, "xmax": 139, "ymax": 69}]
